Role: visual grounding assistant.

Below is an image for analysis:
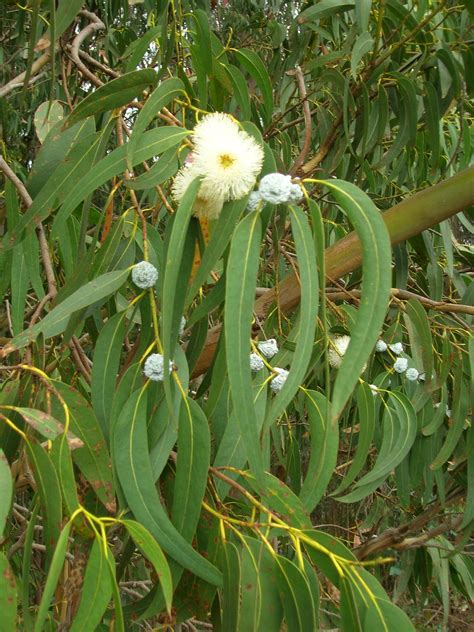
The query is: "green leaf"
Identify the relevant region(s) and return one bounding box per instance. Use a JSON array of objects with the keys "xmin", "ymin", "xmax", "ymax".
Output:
[
  {"xmin": 431, "ymin": 379, "xmax": 469, "ymax": 470},
  {"xmin": 332, "ymin": 383, "xmax": 375, "ymax": 496},
  {"xmin": 122, "ymin": 520, "xmax": 173, "ymax": 615},
  {"xmin": 50, "ymin": 381, "xmax": 115, "ymax": 511},
  {"xmin": 322, "ymin": 180, "xmax": 392, "ymax": 422},
  {"xmin": 161, "ymin": 178, "xmax": 200, "ymax": 412},
  {"xmin": 125, "ymin": 147, "xmax": 179, "ymax": 190},
  {"xmin": 351, "ymin": 32, "xmax": 373, "ymax": 79},
  {"xmin": 404, "ymin": 299, "xmax": 434, "ymax": 387},
  {"xmin": 224, "ymin": 64, "xmax": 251, "ymax": 120},
  {"xmin": 112, "ymin": 387, "xmax": 222, "ymax": 585},
  {"xmin": 235, "ymin": 49, "xmax": 273, "ymax": 124},
  {"xmin": 172, "ymin": 398, "xmax": 210, "ymax": 542},
  {"xmin": 245, "ymin": 472, "xmax": 312, "ymax": 529},
  {"xmin": 34, "ymin": 101, "xmax": 65, "ymax": 143},
  {"xmin": 225, "ymin": 211, "xmax": 265, "ymax": 482},
  {"xmin": 52, "ymin": 127, "xmax": 190, "ymax": 237},
  {"xmin": 365, "ymin": 597, "xmax": 416, "ymax": 631},
  {"xmin": 337, "ymin": 391, "xmax": 417, "ymax": 503},
  {"xmin": 0, "ymin": 450, "xmax": 12, "ymax": 538},
  {"xmin": 7, "ymin": 268, "xmax": 130, "ymax": 352},
  {"xmin": 70, "ymin": 539, "xmax": 113, "ymax": 631},
  {"xmin": 220, "ymin": 541, "xmax": 241, "ymax": 632},
  {"xmin": 33, "ymin": 521, "xmax": 72, "ymax": 632},
  {"xmin": 245, "ymin": 538, "xmax": 283, "ymax": 631},
  {"xmin": 0, "ymin": 552, "xmax": 17, "ymax": 631},
  {"xmin": 266, "ymin": 205, "xmax": 319, "ymax": 427},
  {"xmin": 299, "ymin": 390, "xmax": 338, "ymax": 511},
  {"xmin": 239, "ymin": 541, "xmax": 262, "ymax": 632},
  {"xmin": 190, "ymin": 10, "xmax": 213, "ymax": 75},
  {"xmin": 25, "ymin": 441, "xmax": 62, "ymax": 568},
  {"xmin": 126, "ymin": 77, "xmax": 185, "ymax": 170},
  {"xmin": 275, "ymin": 555, "xmax": 317, "ymax": 632},
  {"xmin": 91, "ymin": 311, "xmax": 128, "ymax": 438},
  {"xmin": 298, "ymin": 0, "xmax": 355, "ymax": 22},
  {"xmin": 64, "ymin": 70, "xmax": 158, "ymax": 129},
  {"xmin": 6, "ymin": 407, "xmax": 81, "ymax": 448},
  {"xmin": 10, "ymin": 242, "xmax": 28, "ymax": 336},
  {"xmin": 186, "ymin": 196, "xmax": 247, "ymax": 308}
]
